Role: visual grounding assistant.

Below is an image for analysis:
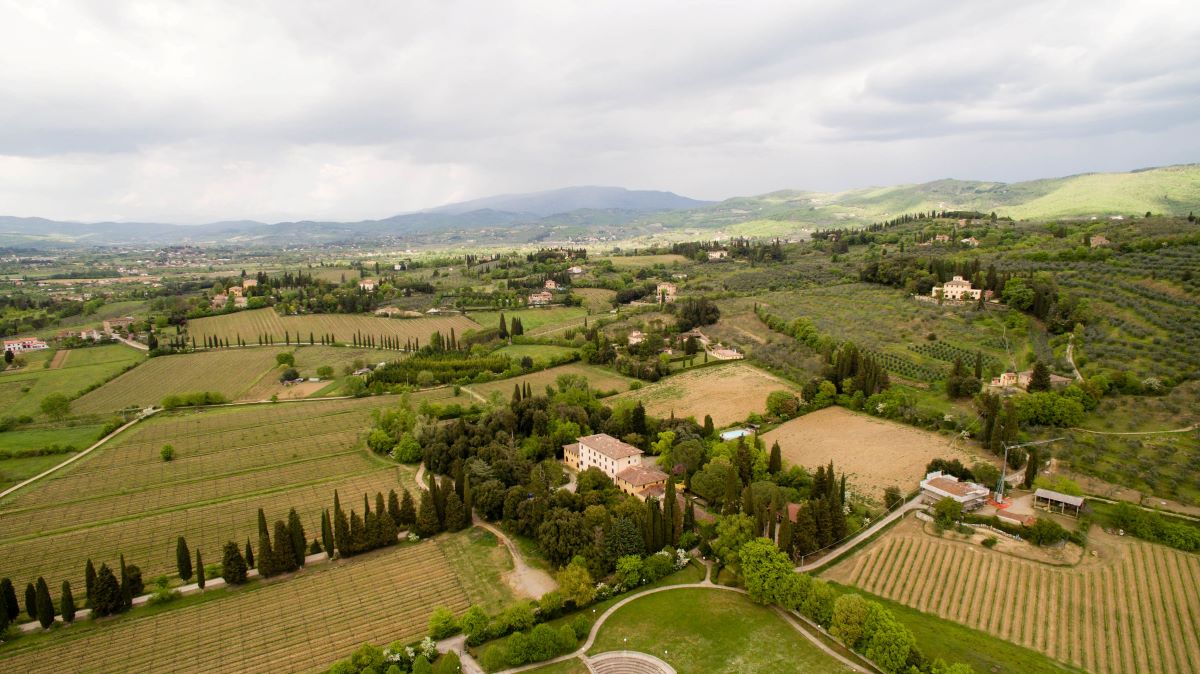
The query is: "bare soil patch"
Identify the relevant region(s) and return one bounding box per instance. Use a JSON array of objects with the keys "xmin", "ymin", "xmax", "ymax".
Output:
[
  {"xmin": 239, "ymin": 379, "xmax": 327, "ymax": 402},
  {"xmin": 762, "ymin": 407, "xmax": 977, "ymax": 502},
  {"xmin": 47, "ymin": 350, "xmax": 70, "ymax": 369},
  {"xmin": 611, "ymin": 362, "xmax": 798, "ymax": 427}
]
